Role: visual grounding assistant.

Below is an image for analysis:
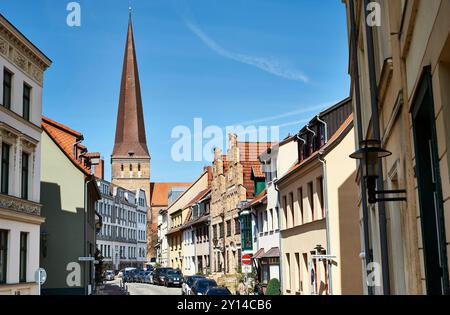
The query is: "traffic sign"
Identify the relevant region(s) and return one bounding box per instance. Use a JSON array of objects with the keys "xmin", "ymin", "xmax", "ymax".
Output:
[
  {"xmin": 242, "ymin": 254, "xmax": 252, "ymax": 266},
  {"xmin": 242, "ymin": 265, "xmax": 252, "ymax": 274},
  {"xmin": 78, "ymin": 257, "xmax": 95, "ymax": 262},
  {"xmin": 35, "ymin": 268, "xmax": 47, "ymax": 285}
]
